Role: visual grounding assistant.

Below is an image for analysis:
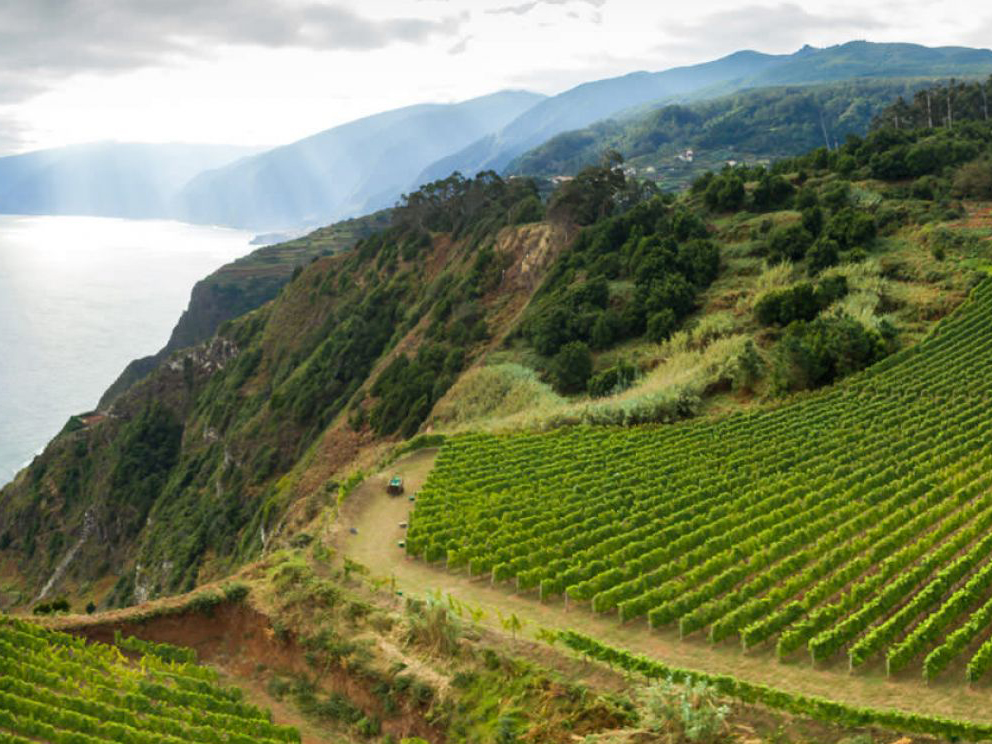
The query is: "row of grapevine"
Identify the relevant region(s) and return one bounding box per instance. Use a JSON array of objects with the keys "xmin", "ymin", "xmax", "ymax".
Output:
[
  {"xmin": 409, "ymin": 279, "xmax": 992, "ymax": 683},
  {"xmin": 558, "ymin": 631, "xmax": 992, "ymax": 740},
  {"xmin": 0, "ymin": 617, "xmax": 298, "ymax": 744}
]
